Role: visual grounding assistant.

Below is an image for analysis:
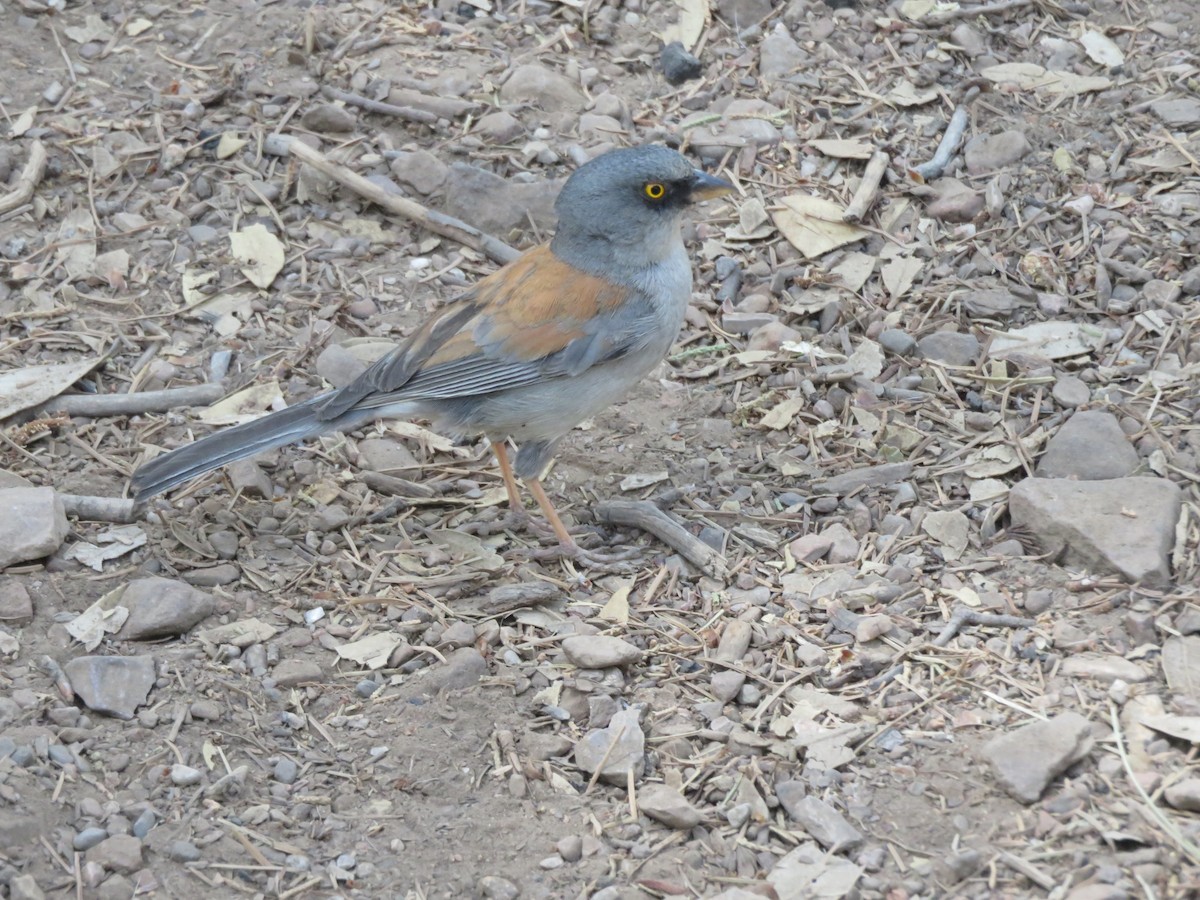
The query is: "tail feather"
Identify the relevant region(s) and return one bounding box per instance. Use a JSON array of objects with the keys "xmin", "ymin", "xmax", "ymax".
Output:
[{"xmin": 131, "ymin": 396, "xmax": 334, "ymax": 500}]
